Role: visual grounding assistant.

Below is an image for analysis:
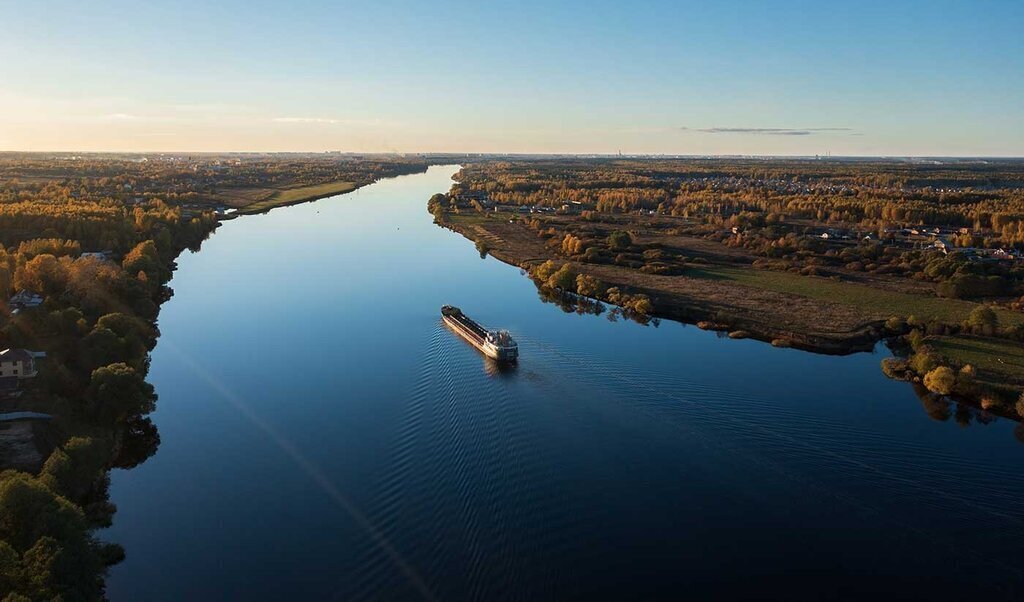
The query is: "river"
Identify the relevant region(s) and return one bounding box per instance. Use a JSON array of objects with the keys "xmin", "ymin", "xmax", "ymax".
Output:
[{"xmin": 105, "ymin": 165, "xmax": 1024, "ymax": 600}]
